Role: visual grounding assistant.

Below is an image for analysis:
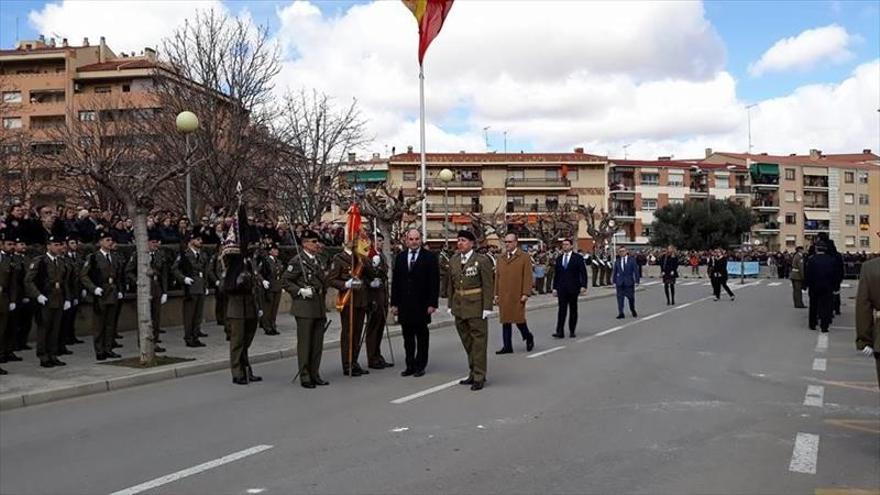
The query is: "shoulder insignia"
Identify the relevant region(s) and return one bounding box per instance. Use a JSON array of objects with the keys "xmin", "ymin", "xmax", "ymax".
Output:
[{"xmin": 287, "ymin": 265, "xmax": 294, "ymax": 272}]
